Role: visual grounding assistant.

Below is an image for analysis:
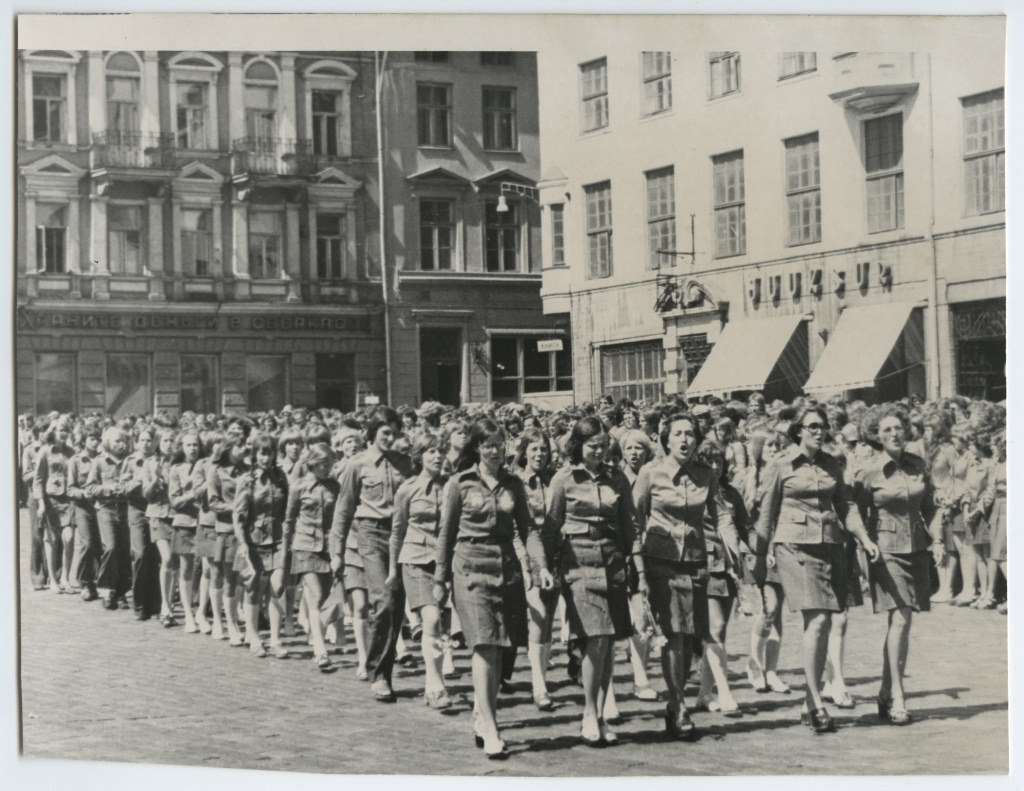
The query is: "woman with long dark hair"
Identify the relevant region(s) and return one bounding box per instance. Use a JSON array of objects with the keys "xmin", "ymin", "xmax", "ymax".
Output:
[
  {"xmin": 547, "ymin": 416, "xmax": 641, "ymax": 746},
  {"xmin": 433, "ymin": 418, "xmax": 551, "ymax": 758},
  {"xmin": 752, "ymin": 405, "xmax": 880, "ymax": 734}
]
